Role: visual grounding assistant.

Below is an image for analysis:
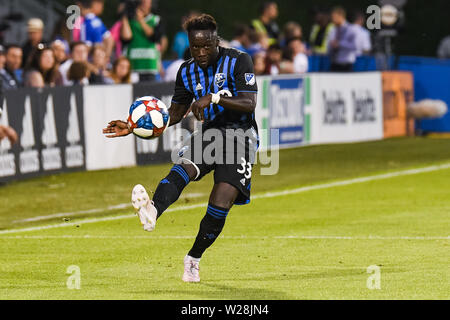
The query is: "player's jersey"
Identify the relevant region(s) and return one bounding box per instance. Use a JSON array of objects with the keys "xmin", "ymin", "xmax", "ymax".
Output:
[{"xmin": 172, "ymin": 47, "xmax": 258, "ymax": 130}]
